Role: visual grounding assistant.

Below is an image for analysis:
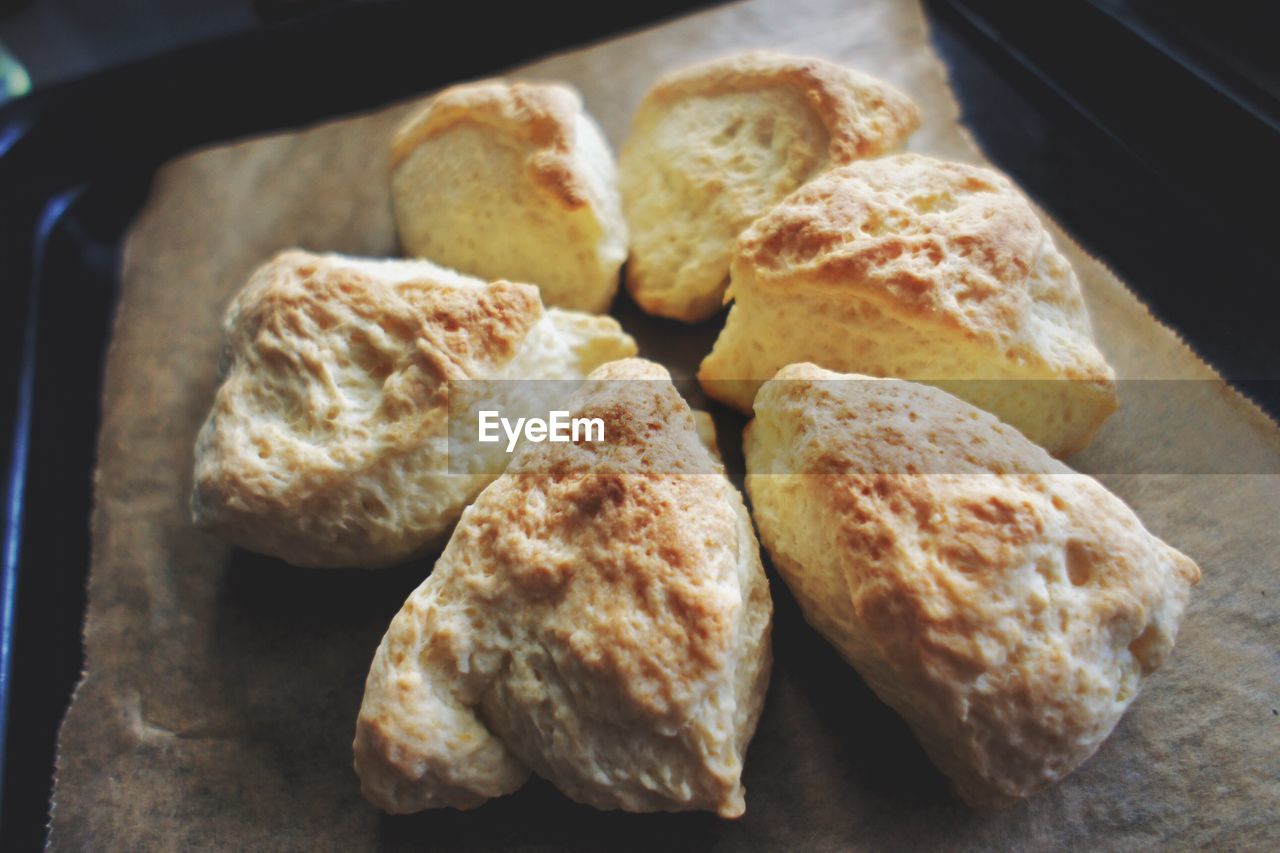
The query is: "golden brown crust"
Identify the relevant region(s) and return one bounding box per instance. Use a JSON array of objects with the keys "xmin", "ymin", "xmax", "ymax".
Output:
[
  {"xmin": 744, "ymin": 364, "xmax": 1200, "ymax": 807},
  {"xmin": 735, "ymin": 154, "xmax": 1109, "ymax": 381},
  {"xmin": 700, "ymin": 154, "xmax": 1118, "ymax": 454},
  {"xmin": 190, "ymin": 250, "xmax": 636, "ymax": 568},
  {"xmin": 641, "ymin": 50, "xmax": 921, "ymax": 163},
  {"xmin": 391, "ymin": 79, "xmax": 591, "ymax": 209},
  {"xmin": 355, "ymin": 358, "xmax": 772, "ymax": 817},
  {"xmin": 195, "ymin": 251, "xmax": 541, "ymax": 513}
]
